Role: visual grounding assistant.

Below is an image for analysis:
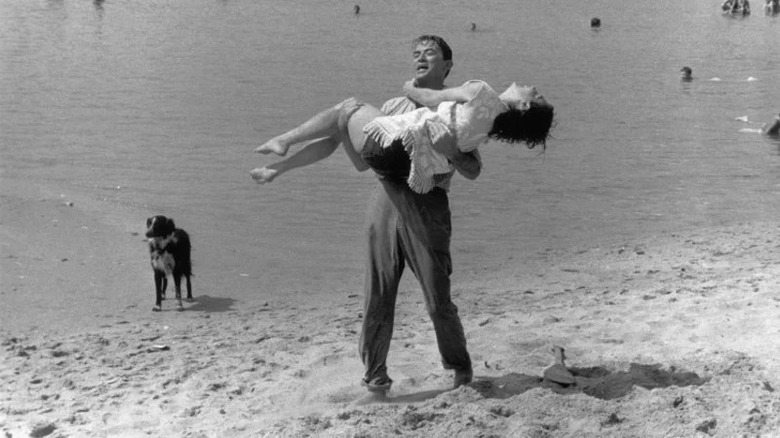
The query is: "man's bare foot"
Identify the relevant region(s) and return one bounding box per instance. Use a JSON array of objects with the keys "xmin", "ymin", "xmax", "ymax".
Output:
[
  {"xmin": 250, "ymin": 167, "xmax": 279, "ymax": 184},
  {"xmin": 255, "ymin": 138, "xmax": 288, "ymax": 156}
]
